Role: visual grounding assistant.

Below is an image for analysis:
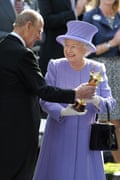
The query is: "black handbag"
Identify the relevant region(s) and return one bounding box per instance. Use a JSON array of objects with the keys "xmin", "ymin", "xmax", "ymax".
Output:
[{"xmin": 89, "ymin": 102, "xmax": 118, "ymax": 151}]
